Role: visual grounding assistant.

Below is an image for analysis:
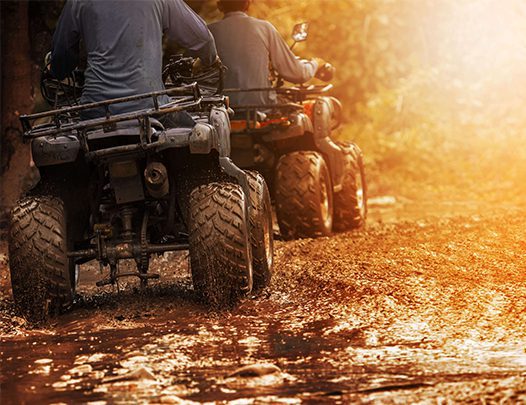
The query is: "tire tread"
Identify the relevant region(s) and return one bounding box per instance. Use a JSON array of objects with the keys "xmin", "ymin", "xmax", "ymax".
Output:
[
  {"xmin": 275, "ymin": 151, "xmax": 333, "ymax": 239},
  {"xmin": 9, "ymin": 195, "xmax": 72, "ymax": 322},
  {"xmin": 189, "ymin": 182, "xmax": 252, "ymax": 308}
]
